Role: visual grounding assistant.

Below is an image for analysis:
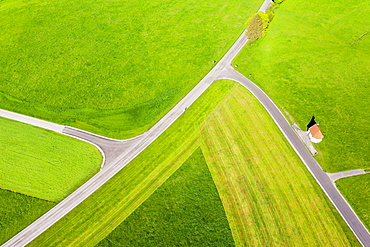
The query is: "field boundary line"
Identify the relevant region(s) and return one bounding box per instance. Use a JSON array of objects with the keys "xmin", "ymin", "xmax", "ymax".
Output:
[
  {"xmin": 0, "ymin": 109, "xmax": 107, "ymax": 169},
  {"xmin": 217, "ymin": 66, "xmax": 370, "ymax": 247},
  {"xmin": 0, "ymin": 0, "xmax": 282, "ymax": 246}
]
